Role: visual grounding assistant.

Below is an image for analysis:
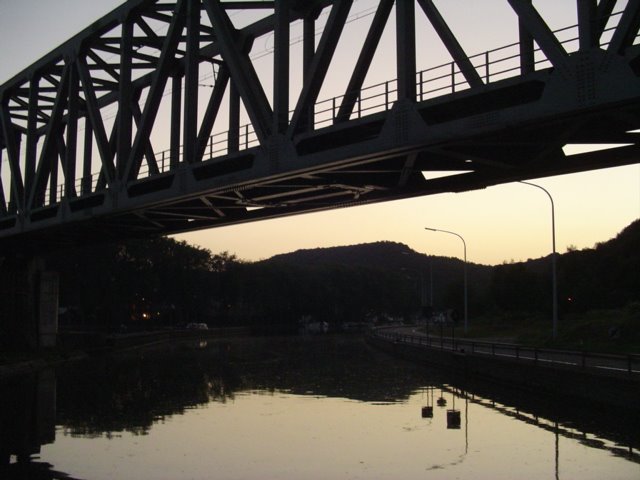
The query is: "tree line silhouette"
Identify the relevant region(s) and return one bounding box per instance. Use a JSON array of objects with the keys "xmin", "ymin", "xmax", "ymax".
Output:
[{"xmin": 45, "ymin": 219, "xmax": 639, "ymax": 332}]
